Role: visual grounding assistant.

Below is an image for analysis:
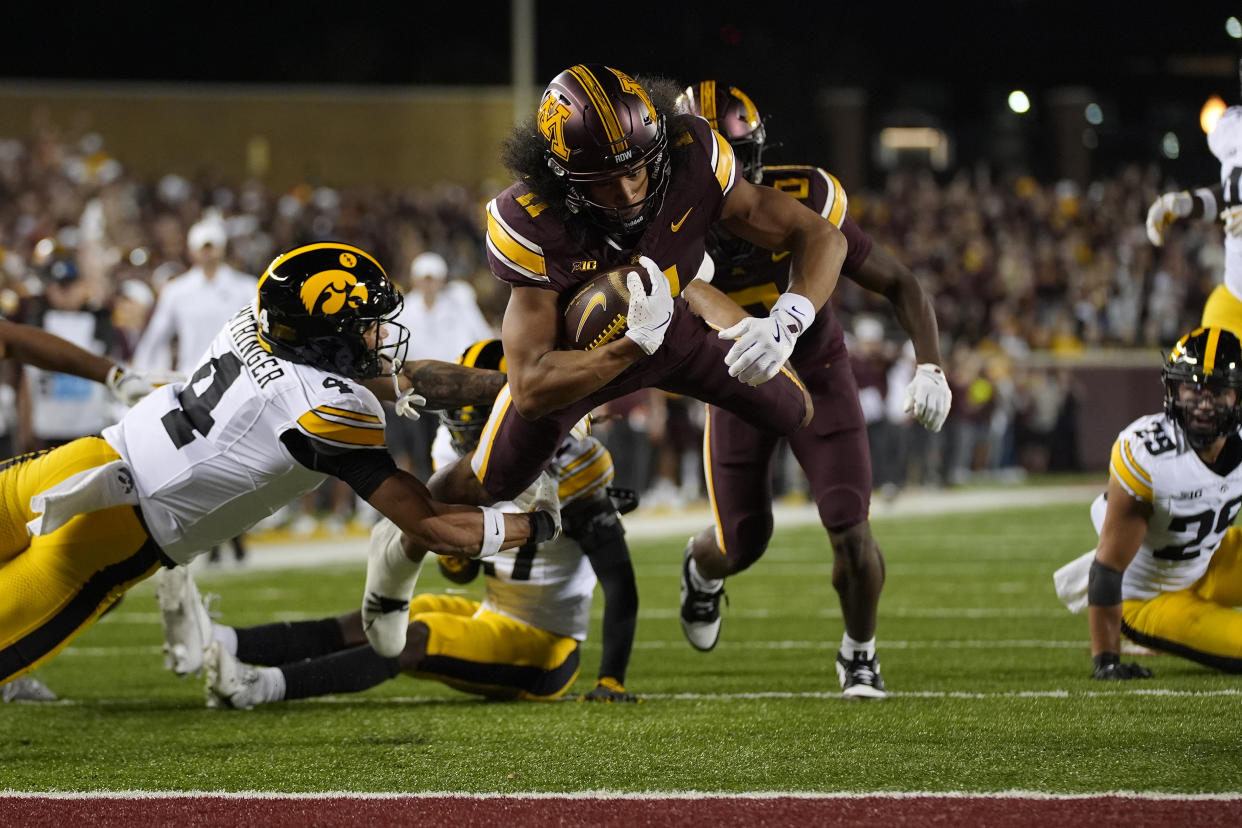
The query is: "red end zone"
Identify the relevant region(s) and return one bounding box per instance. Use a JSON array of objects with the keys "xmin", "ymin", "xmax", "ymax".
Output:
[{"xmin": 3, "ymin": 793, "xmax": 1241, "ymax": 827}]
